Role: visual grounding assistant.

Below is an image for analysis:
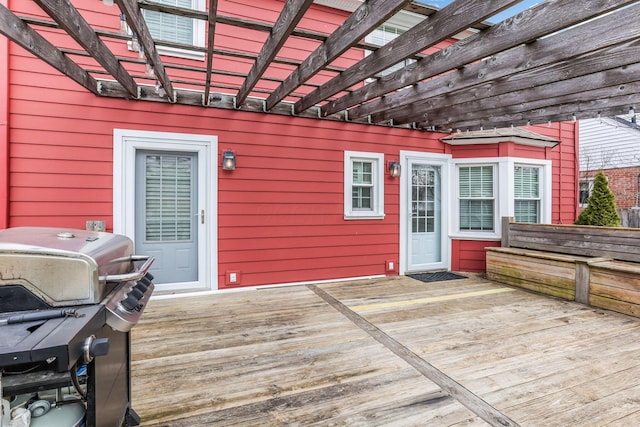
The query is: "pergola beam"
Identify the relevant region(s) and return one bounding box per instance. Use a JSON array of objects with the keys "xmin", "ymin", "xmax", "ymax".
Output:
[
  {"xmin": 369, "ymin": 2, "xmax": 640, "ymax": 124},
  {"xmin": 204, "ymin": 0, "xmax": 218, "ymax": 103},
  {"xmin": 265, "ymin": 0, "xmax": 410, "ymax": 110},
  {"xmin": 34, "ymin": 0, "xmax": 138, "ymax": 98},
  {"xmin": 0, "ymin": 3, "xmax": 99, "ymax": 94},
  {"xmin": 294, "ymin": 0, "xmax": 521, "ymax": 114},
  {"xmin": 326, "ymin": 0, "xmax": 635, "ymax": 119},
  {"xmin": 436, "ymin": 86, "xmax": 640, "ymax": 131},
  {"xmin": 236, "ymin": 0, "xmax": 314, "ymax": 106},
  {"xmin": 417, "ymin": 60, "xmax": 640, "ymax": 129},
  {"xmin": 115, "ymin": 0, "xmax": 174, "ymax": 101}
]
